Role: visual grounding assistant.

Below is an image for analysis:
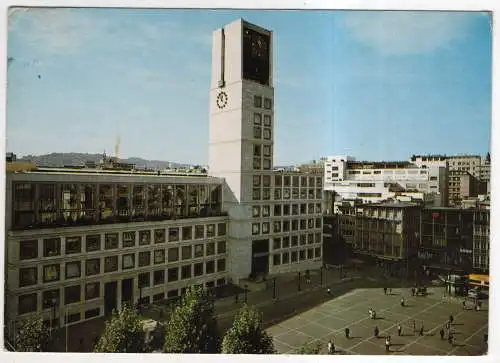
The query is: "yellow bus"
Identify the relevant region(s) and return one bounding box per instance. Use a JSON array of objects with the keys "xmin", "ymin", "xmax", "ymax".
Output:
[{"xmin": 468, "ymin": 274, "xmax": 489, "ymax": 288}]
